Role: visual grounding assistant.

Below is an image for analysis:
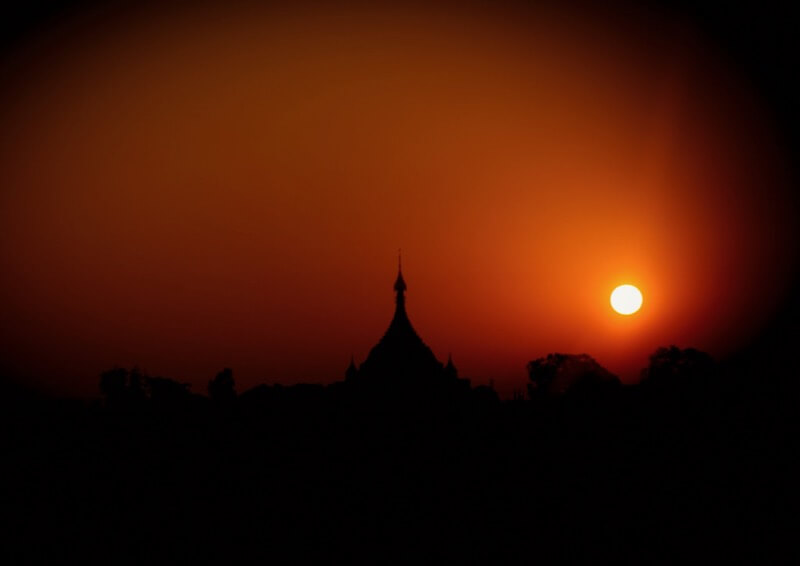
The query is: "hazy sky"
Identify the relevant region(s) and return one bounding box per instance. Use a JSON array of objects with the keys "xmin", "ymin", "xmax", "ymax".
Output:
[{"xmin": 0, "ymin": 1, "xmax": 795, "ymax": 397}]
